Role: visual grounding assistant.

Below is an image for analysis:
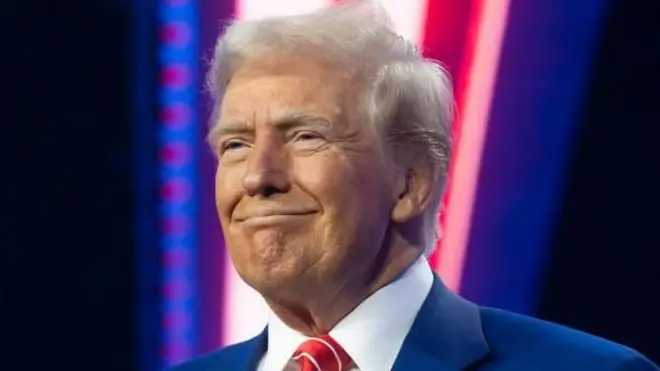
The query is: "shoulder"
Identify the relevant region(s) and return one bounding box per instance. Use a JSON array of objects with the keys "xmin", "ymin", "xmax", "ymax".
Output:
[
  {"xmin": 171, "ymin": 339, "xmax": 259, "ymax": 371},
  {"xmin": 479, "ymin": 307, "xmax": 658, "ymax": 370}
]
